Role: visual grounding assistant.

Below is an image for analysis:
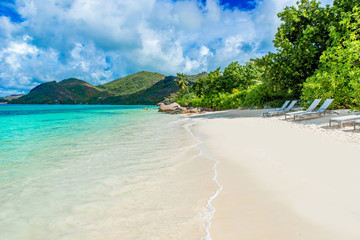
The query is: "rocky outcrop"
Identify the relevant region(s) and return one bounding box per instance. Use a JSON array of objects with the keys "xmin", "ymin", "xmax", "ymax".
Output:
[
  {"xmin": 159, "ymin": 102, "xmax": 185, "ymax": 113},
  {"xmin": 158, "ymin": 102, "xmax": 207, "ymax": 114}
]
